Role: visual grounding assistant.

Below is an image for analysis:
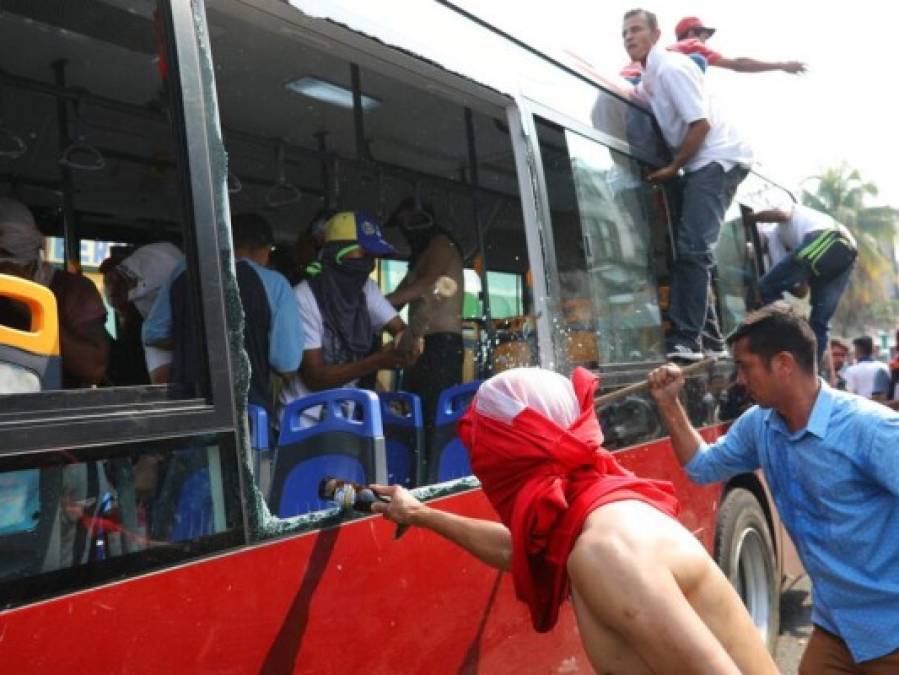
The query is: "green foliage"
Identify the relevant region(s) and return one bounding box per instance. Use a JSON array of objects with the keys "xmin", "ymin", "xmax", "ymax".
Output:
[{"xmin": 800, "ymin": 163, "xmax": 899, "ymax": 338}]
